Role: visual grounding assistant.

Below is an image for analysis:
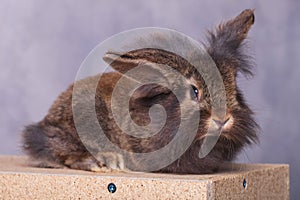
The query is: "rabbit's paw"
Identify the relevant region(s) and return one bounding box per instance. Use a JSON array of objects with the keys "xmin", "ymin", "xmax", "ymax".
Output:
[
  {"xmin": 95, "ymin": 152, "xmax": 125, "ymax": 171},
  {"xmin": 66, "ymin": 153, "xmax": 126, "ymax": 172}
]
